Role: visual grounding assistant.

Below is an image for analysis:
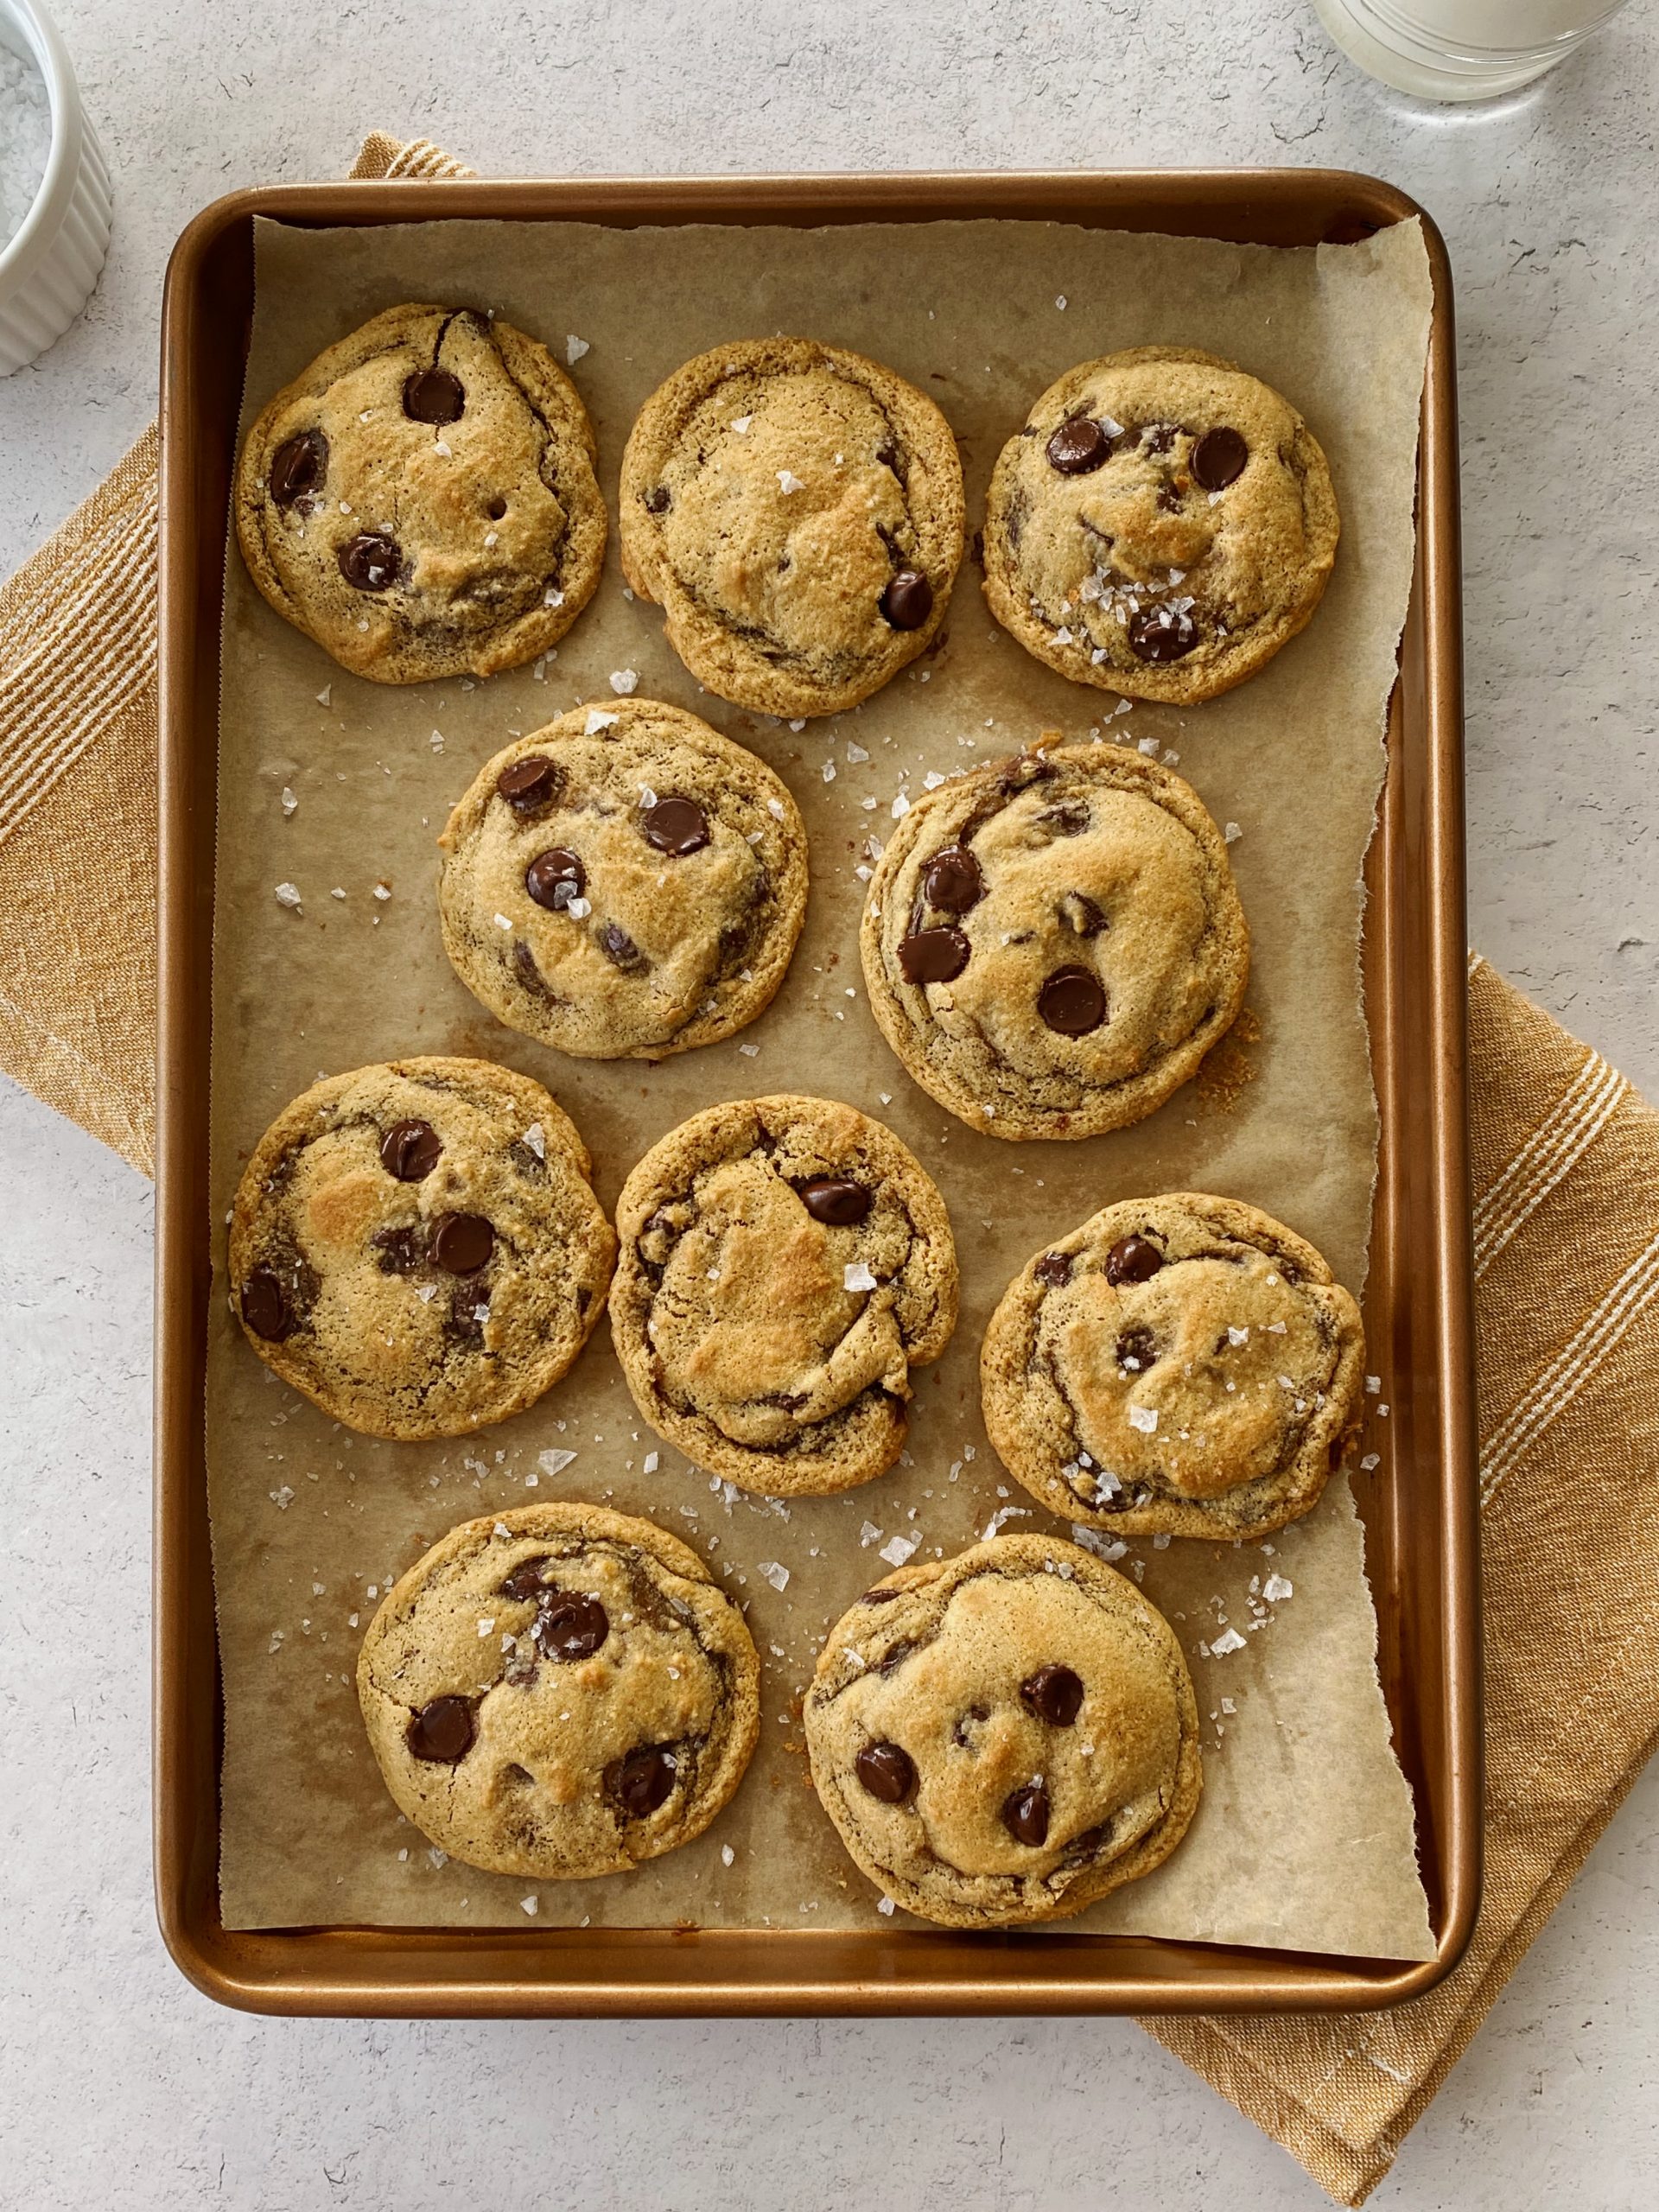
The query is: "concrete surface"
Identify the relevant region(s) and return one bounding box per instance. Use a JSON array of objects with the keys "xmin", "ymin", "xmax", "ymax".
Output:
[{"xmin": 1, "ymin": 3, "xmax": 1656, "ymax": 2206}]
